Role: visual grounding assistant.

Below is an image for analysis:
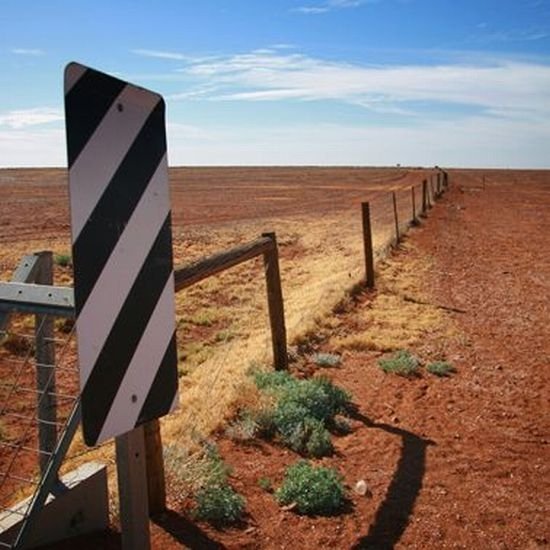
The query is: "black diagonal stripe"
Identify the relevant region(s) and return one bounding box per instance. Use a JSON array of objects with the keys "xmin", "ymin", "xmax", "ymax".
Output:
[
  {"xmin": 137, "ymin": 331, "xmax": 178, "ymax": 426},
  {"xmin": 81, "ymin": 215, "xmax": 174, "ymax": 446},
  {"xmin": 65, "ymin": 68, "xmax": 126, "ymax": 167},
  {"xmin": 72, "ymin": 99, "xmax": 166, "ymax": 315}
]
